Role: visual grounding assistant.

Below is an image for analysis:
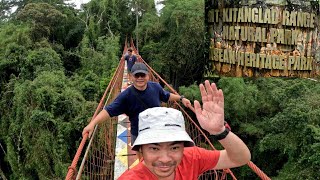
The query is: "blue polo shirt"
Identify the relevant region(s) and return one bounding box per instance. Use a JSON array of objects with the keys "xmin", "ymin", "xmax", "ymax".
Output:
[
  {"xmin": 125, "ymin": 55, "xmax": 137, "ymax": 71},
  {"xmin": 105, "ymin": 81, "xmax": 170, "ymax": 136}
]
